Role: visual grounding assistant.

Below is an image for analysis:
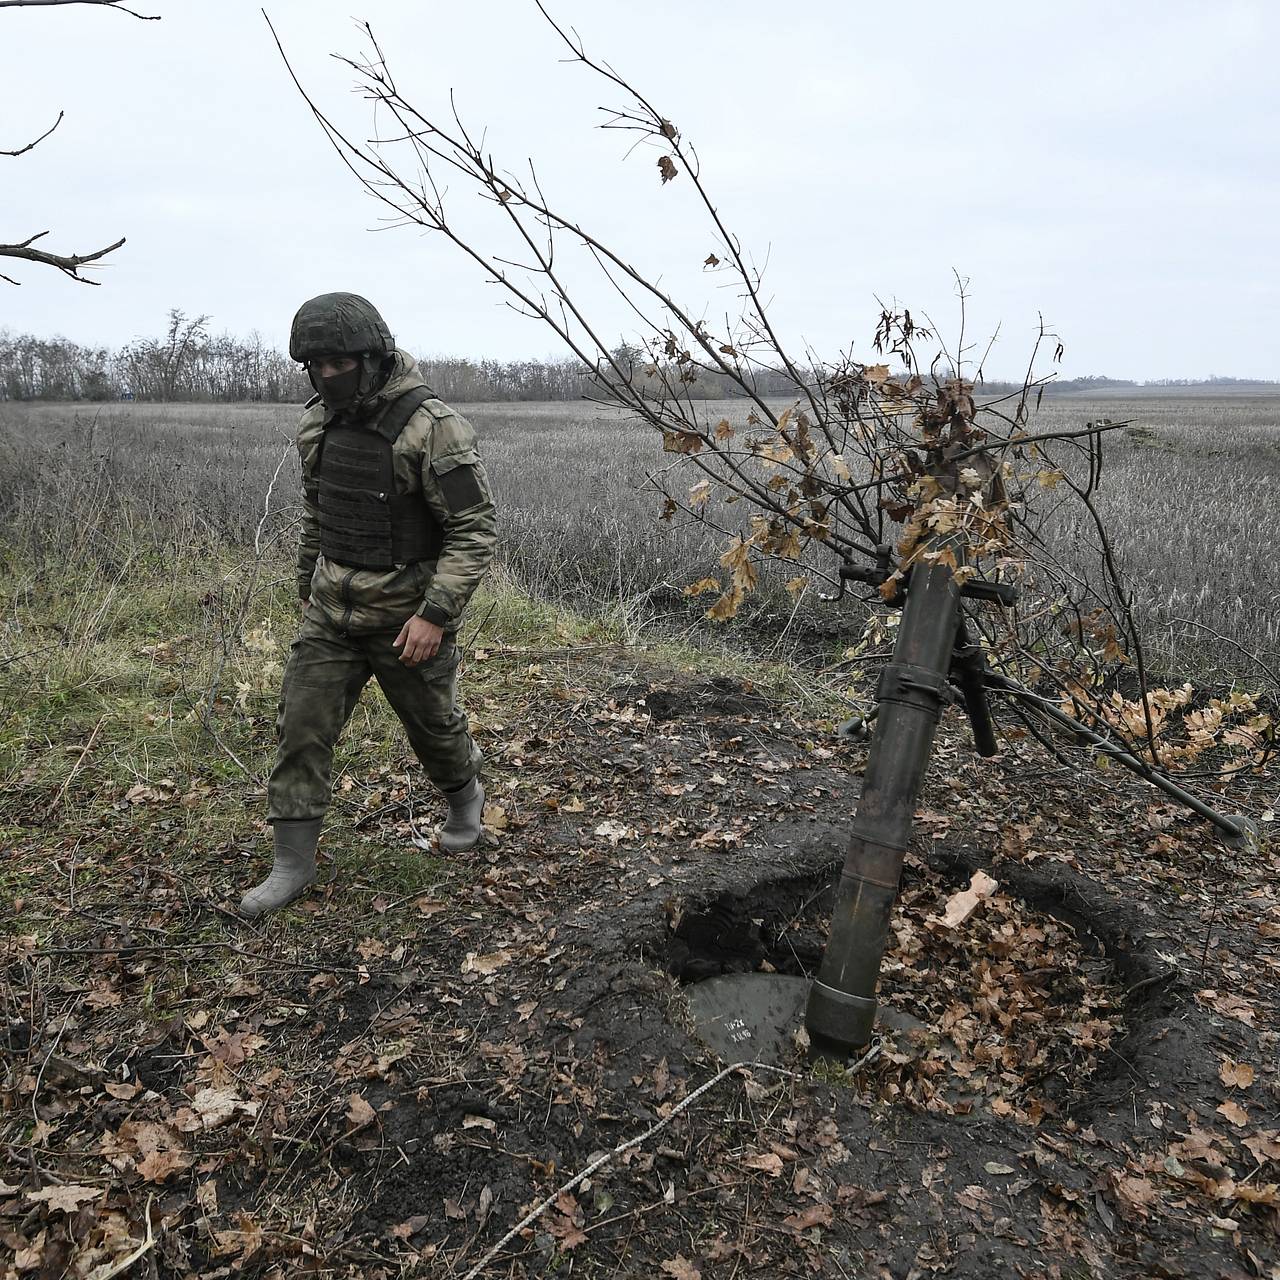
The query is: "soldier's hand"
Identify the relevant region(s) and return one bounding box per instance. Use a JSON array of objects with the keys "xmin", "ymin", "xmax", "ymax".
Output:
[{"xmin": 393, "ymin": 615, "xmax": 444, "ymax": 667}]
